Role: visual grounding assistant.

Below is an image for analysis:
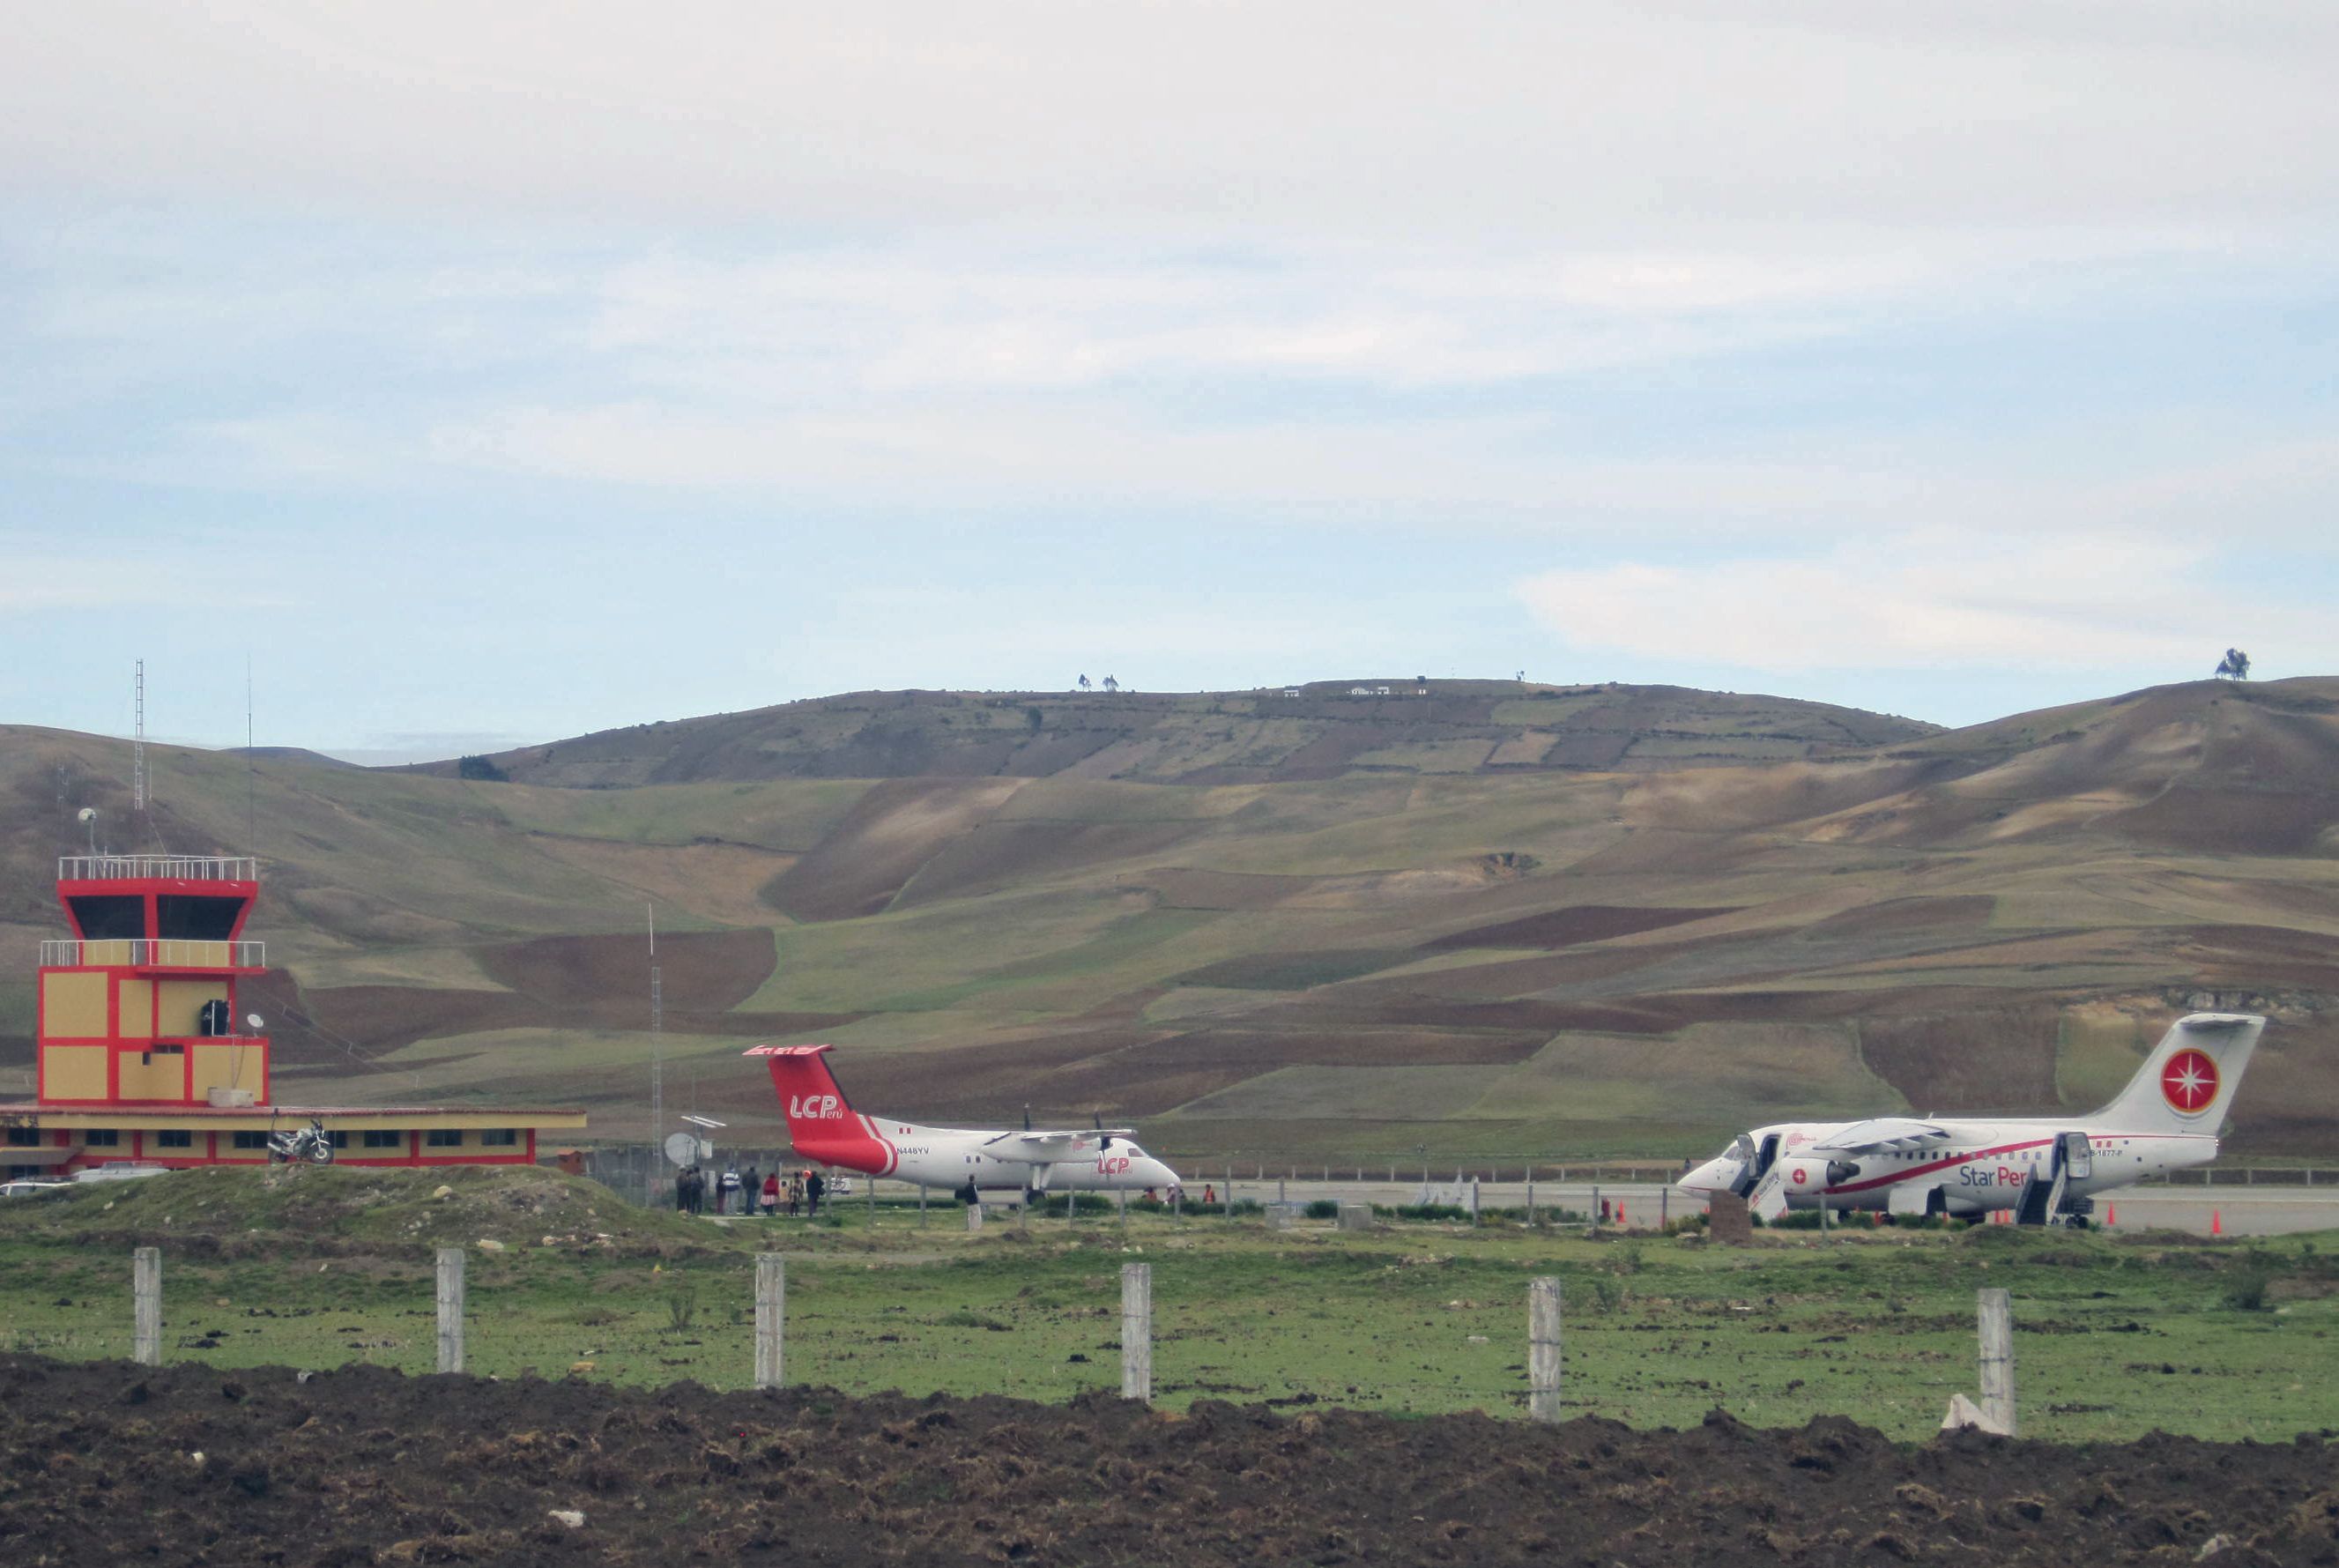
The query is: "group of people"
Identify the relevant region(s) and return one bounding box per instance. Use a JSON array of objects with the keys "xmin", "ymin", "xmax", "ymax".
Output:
[{"xmin": 672, "ymin": 1163, "xmax": 827, "ymax": 1217}]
